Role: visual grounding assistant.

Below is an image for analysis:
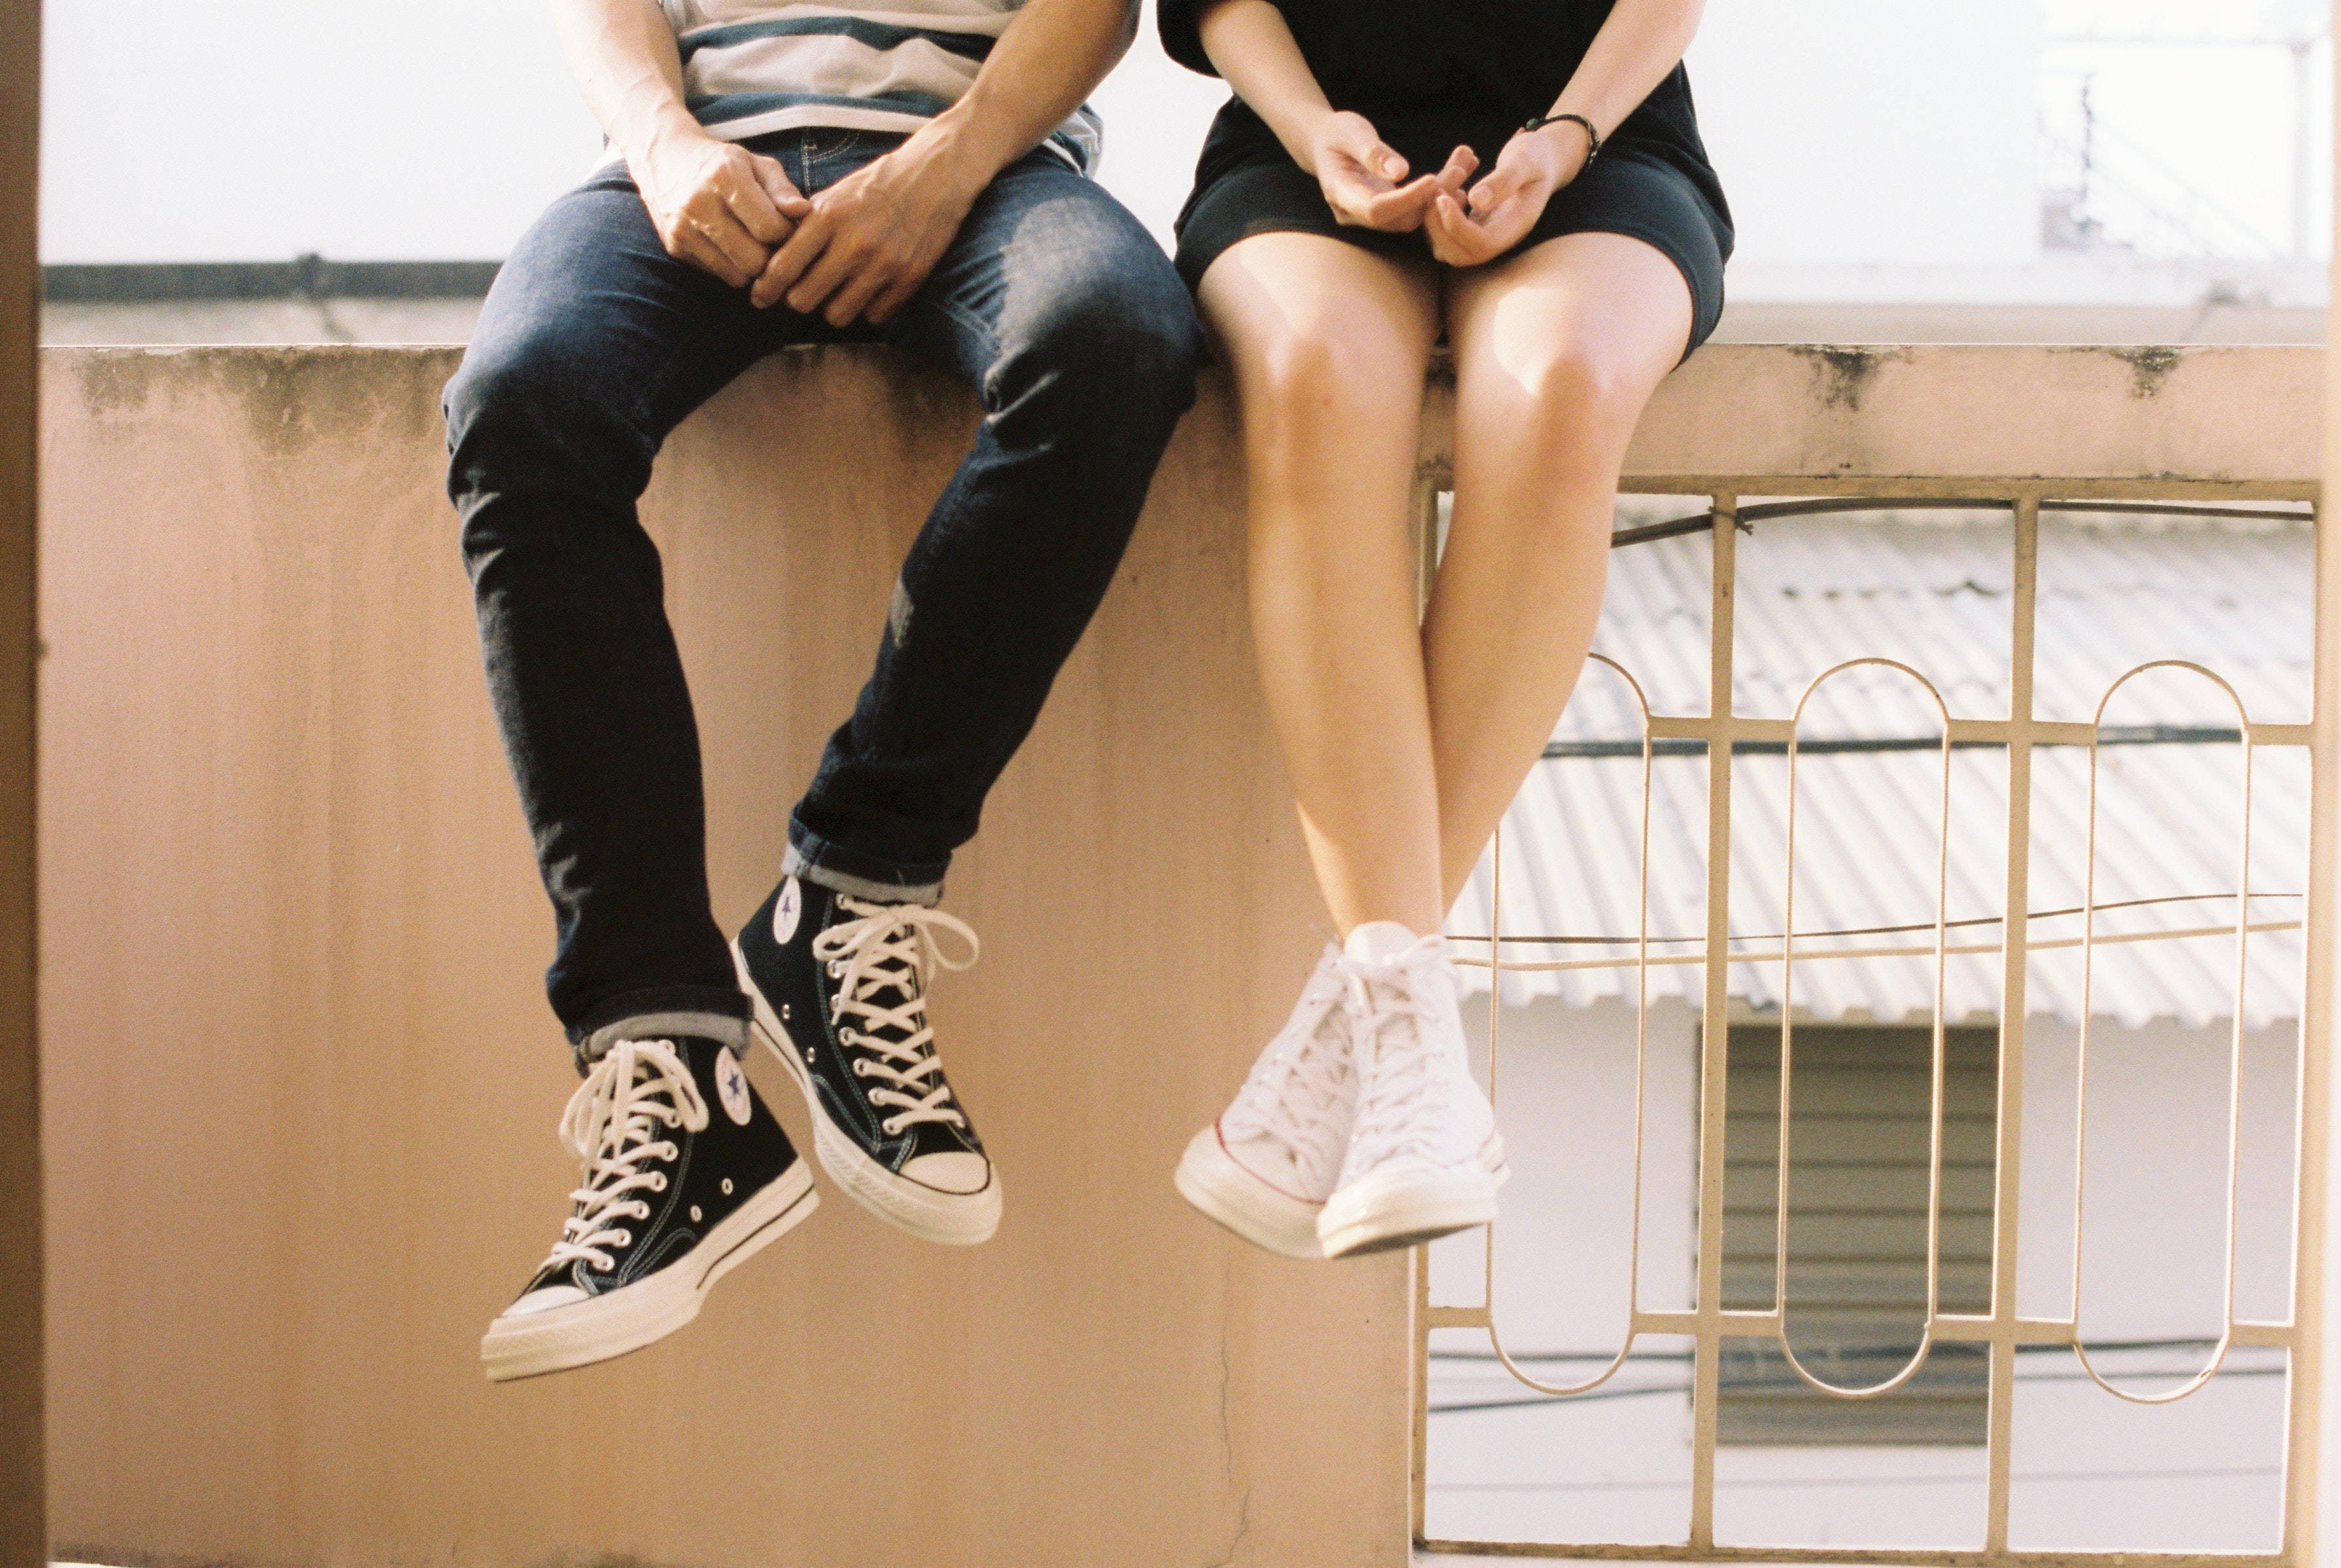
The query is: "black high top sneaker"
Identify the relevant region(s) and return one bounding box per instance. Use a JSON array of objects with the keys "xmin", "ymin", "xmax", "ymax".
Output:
[
  {"xmin": 480, "ymin": 1021, "xmax": 817, "ymax": 1382},
  {"xmin": 731, "ymin": 873, "xmax": 1000, "ymax": 1245}
]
